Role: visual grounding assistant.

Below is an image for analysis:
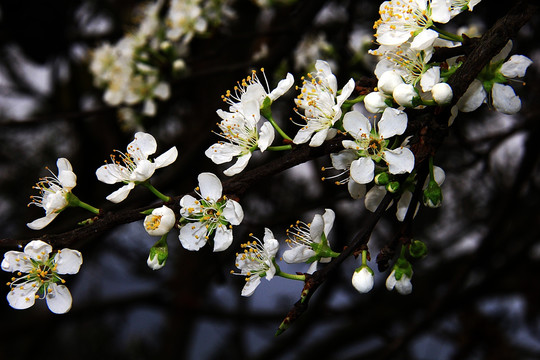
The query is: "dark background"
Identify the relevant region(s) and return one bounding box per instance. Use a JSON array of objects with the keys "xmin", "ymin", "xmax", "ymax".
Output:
[{"xmin": 0, "ymin": 1, "xmax": 539, "ymax": 359}]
